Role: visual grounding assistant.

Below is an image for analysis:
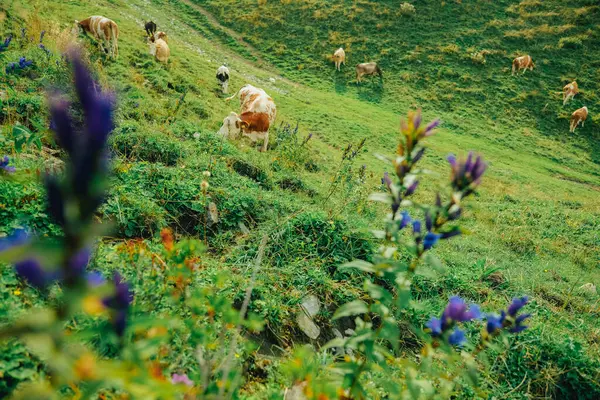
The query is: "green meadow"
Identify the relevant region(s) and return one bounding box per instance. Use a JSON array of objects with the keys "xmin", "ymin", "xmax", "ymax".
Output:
[{"xmin": 0, "ymin": 0, "xmax": 598, "ymax": 398}]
